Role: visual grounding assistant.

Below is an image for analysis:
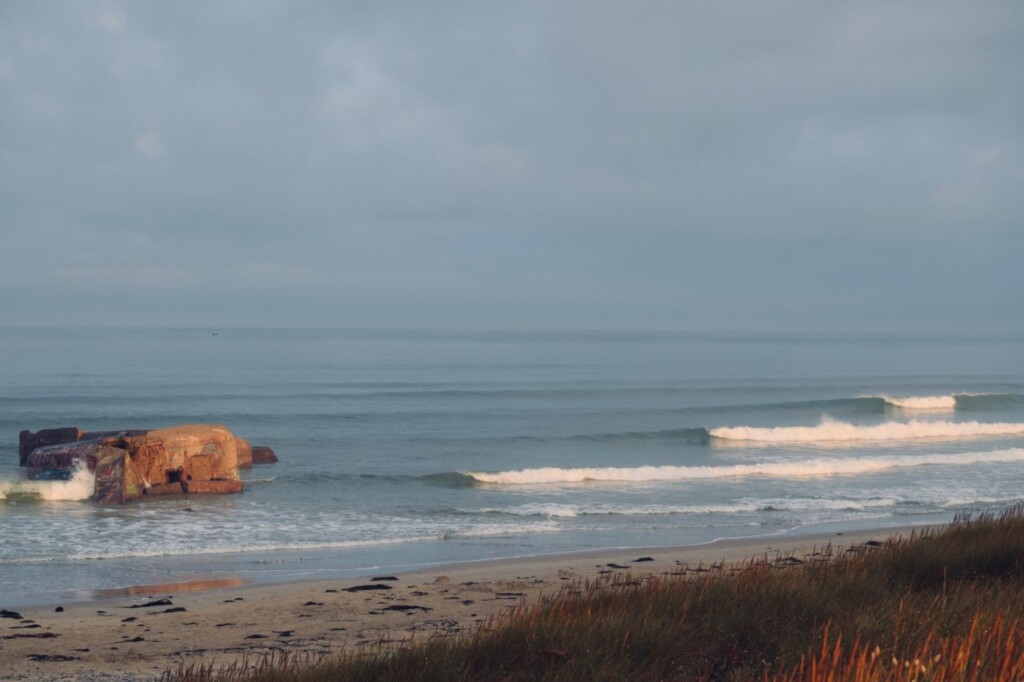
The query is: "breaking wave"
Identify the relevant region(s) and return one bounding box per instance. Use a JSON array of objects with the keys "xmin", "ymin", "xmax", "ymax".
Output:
[
  {"xmin": 877, "ymin": 394, "xmax": 957, "ymax": 410},
  {"xmin": 463, "ymin": 448, "xmax": 1024, "ymax": 485},
  {"xmin": 0, "ymin": 466, "xmax": 95, "ymax": 502},
  {"xmin": 709, "ymin": 418, "xmax": 1024, "ymax": 443}
]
